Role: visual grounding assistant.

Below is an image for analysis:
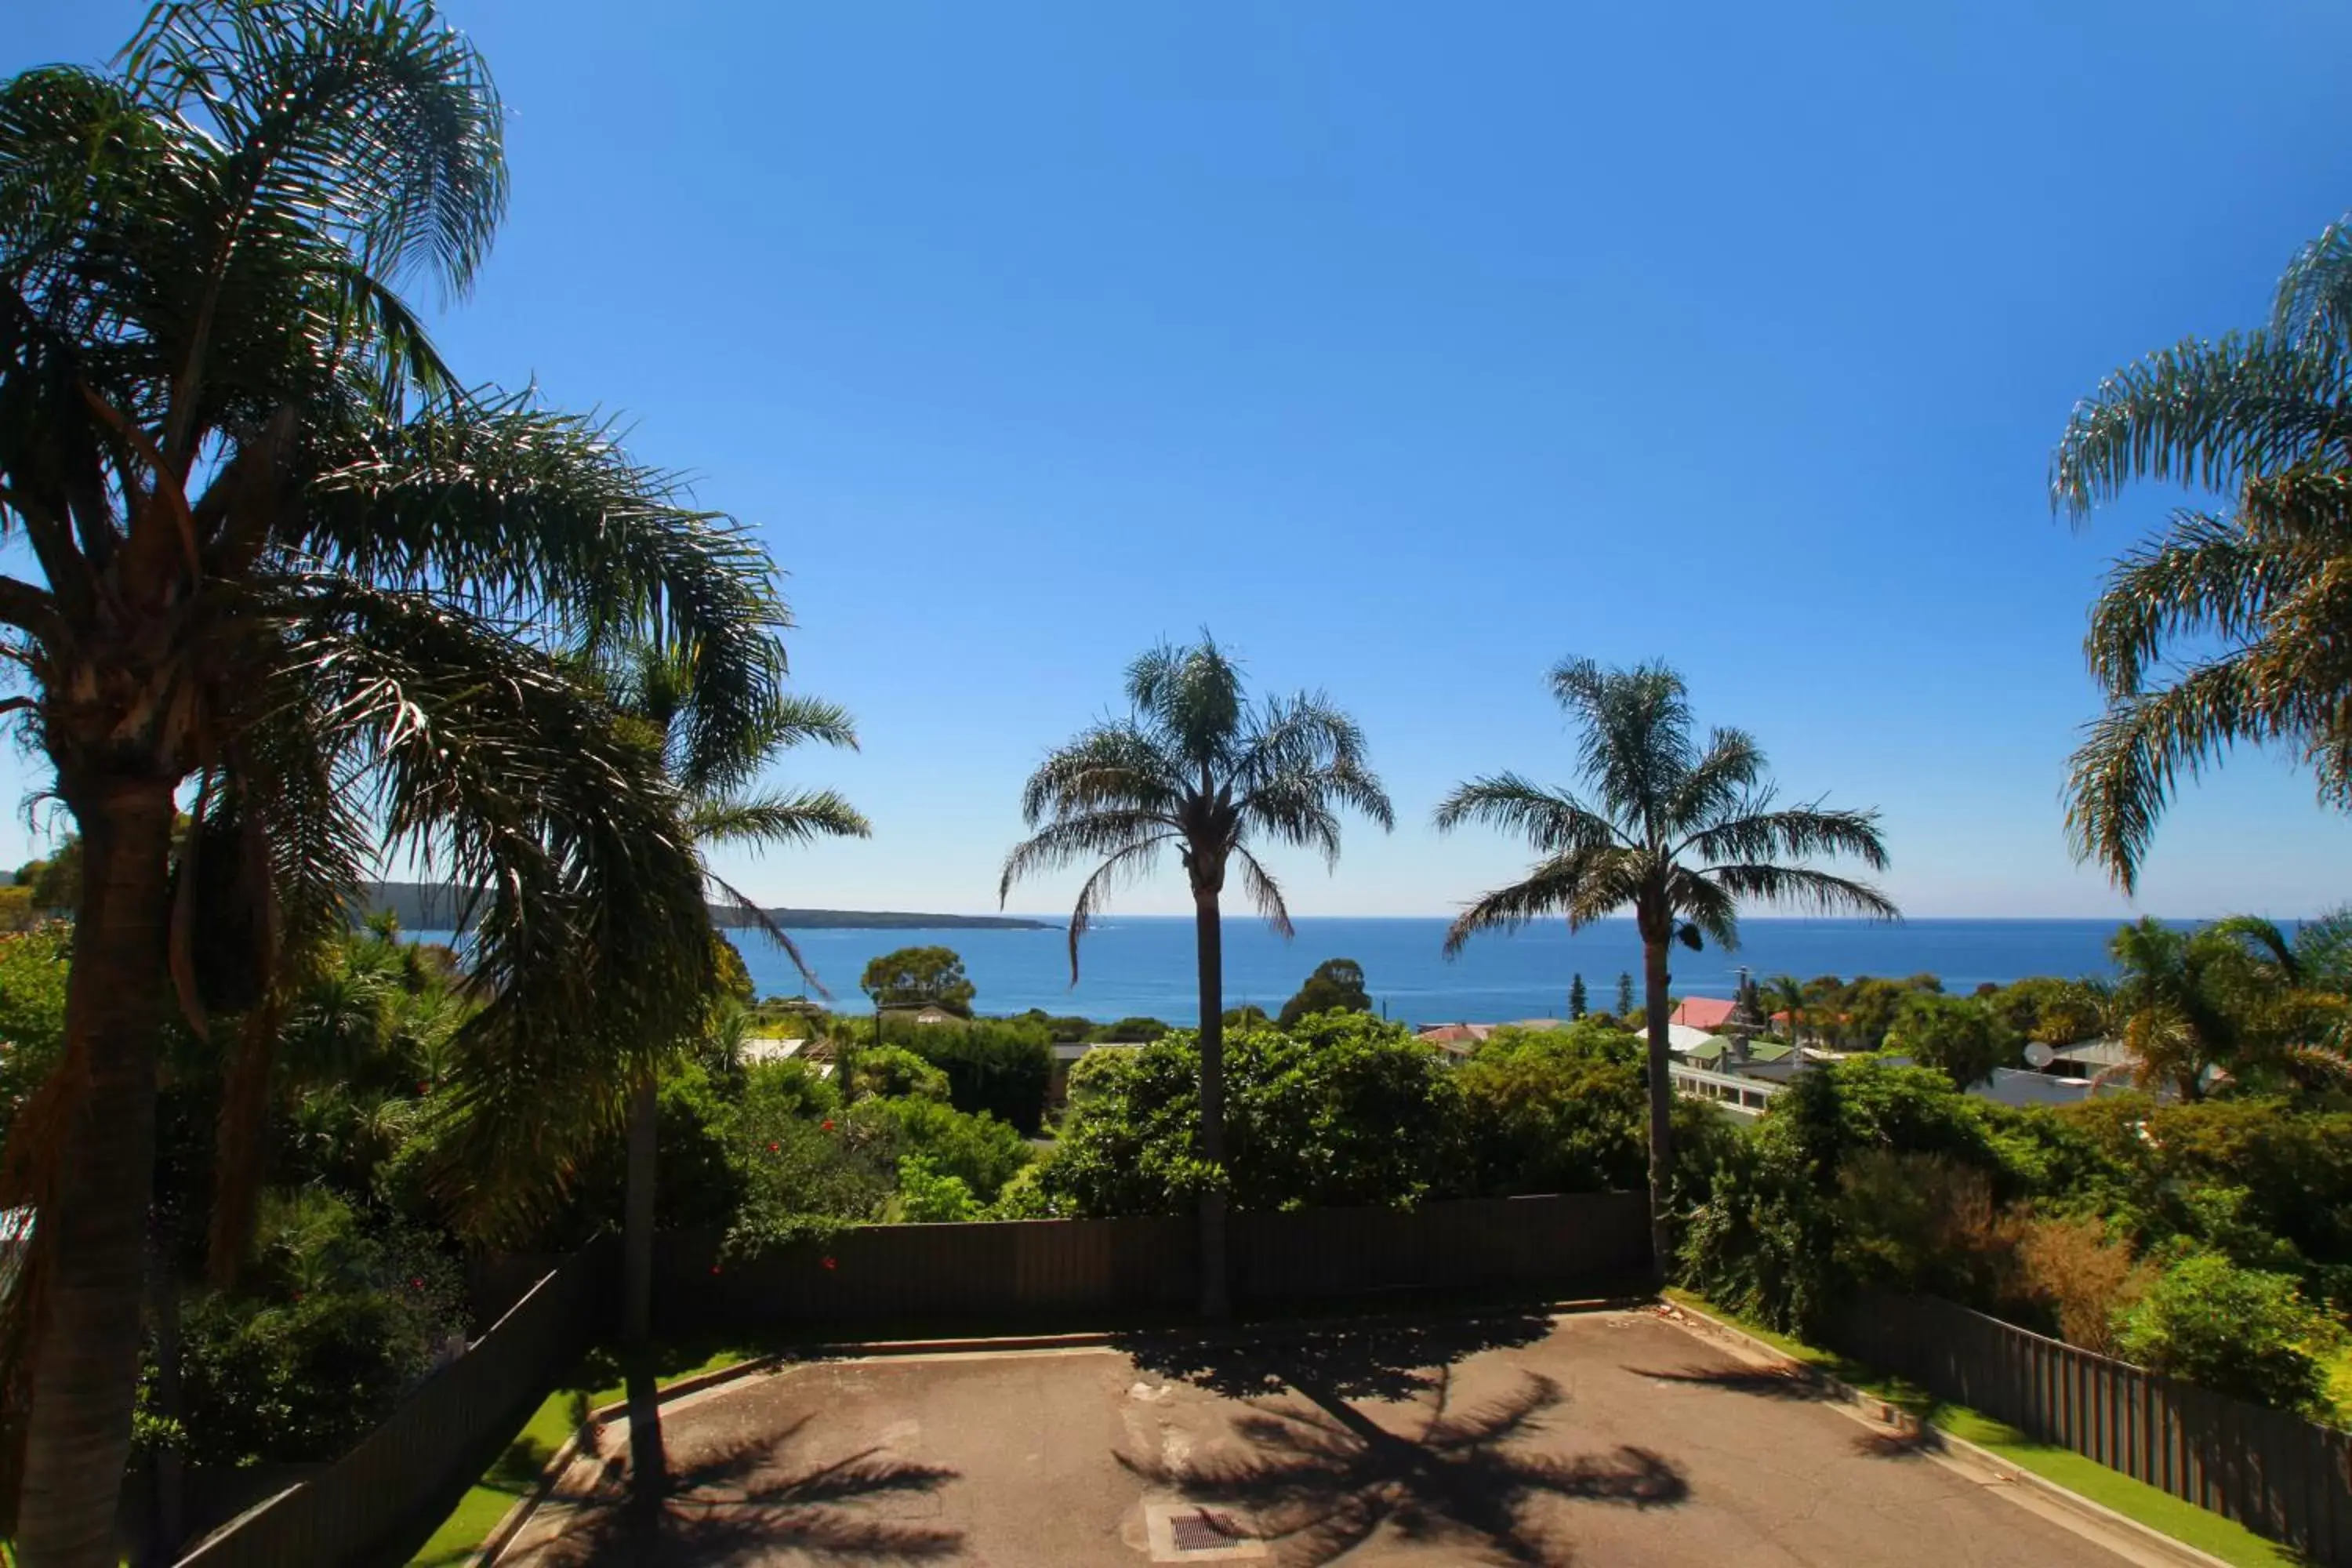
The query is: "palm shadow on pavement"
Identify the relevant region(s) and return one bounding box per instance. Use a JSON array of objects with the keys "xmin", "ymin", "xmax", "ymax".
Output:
[
  {"xmin": 1117, "ymin": 1314, "xmax": 1689, "ymax": 1566},
  {"xmin": 521, "ymin": 1414, "xmax": 963, "ymax": 1566}
]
